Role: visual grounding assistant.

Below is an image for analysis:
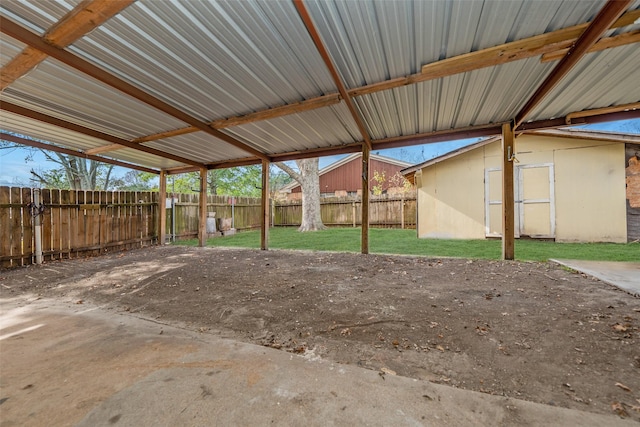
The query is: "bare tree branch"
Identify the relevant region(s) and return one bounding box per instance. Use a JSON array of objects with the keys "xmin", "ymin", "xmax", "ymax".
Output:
[{"xmin": 274, "ymin": 161, "xmax": 301, "ymax": 184}]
